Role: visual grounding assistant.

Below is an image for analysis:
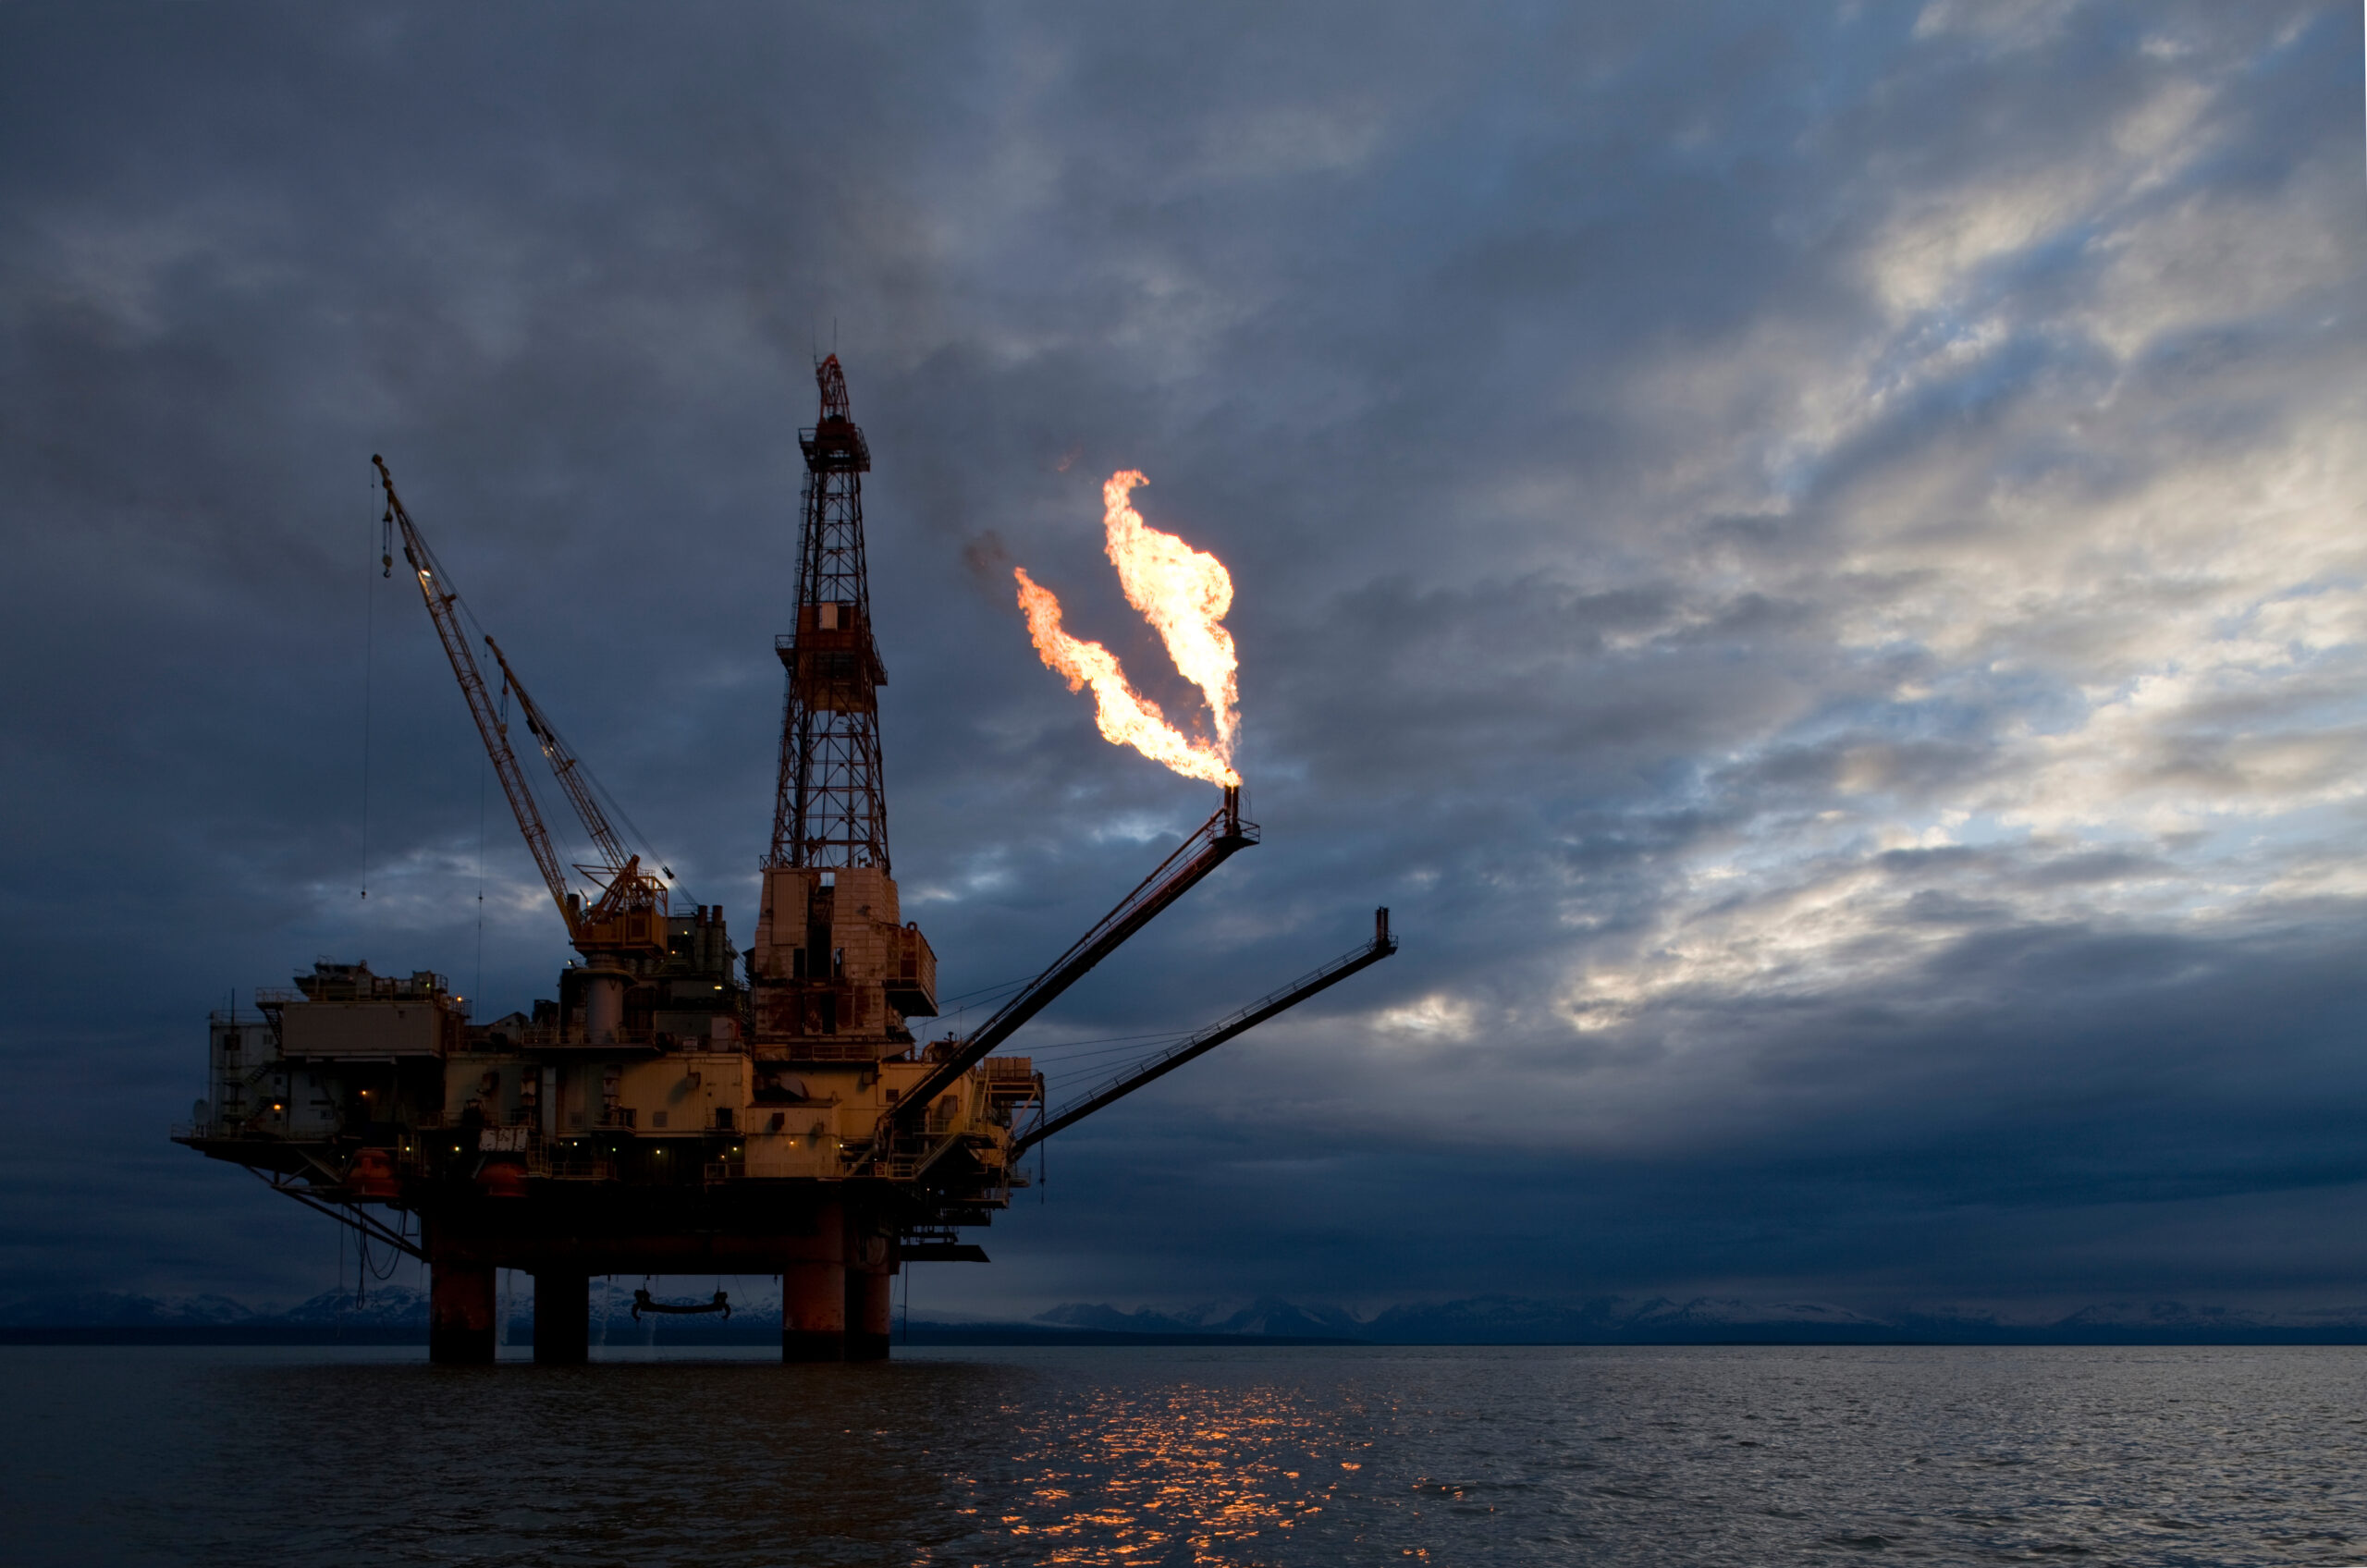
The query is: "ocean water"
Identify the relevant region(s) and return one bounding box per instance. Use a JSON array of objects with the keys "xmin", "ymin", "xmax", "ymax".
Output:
[{"xmin": 4, "ymin": 1343, "xmax": 2361, "ymax": 1565}]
